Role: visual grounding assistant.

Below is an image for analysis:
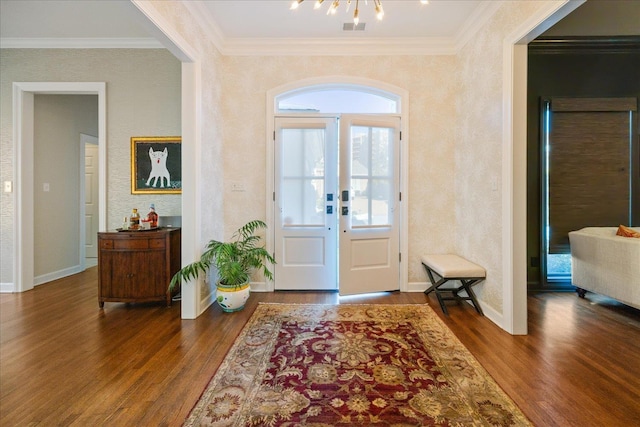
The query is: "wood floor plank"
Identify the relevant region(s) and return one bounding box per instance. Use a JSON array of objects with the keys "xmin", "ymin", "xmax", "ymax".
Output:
[{"xmin": 1, "ymin": 267, "xmax": 639, "ymax": 426}]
